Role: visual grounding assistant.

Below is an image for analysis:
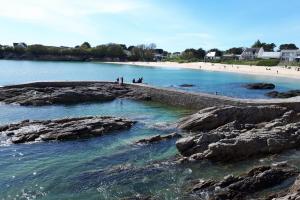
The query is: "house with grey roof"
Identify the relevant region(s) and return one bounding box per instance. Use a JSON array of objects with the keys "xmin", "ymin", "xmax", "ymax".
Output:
[{"xmin": 240, "ymin": 47, "xmax": 263, "ymax": 60}]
